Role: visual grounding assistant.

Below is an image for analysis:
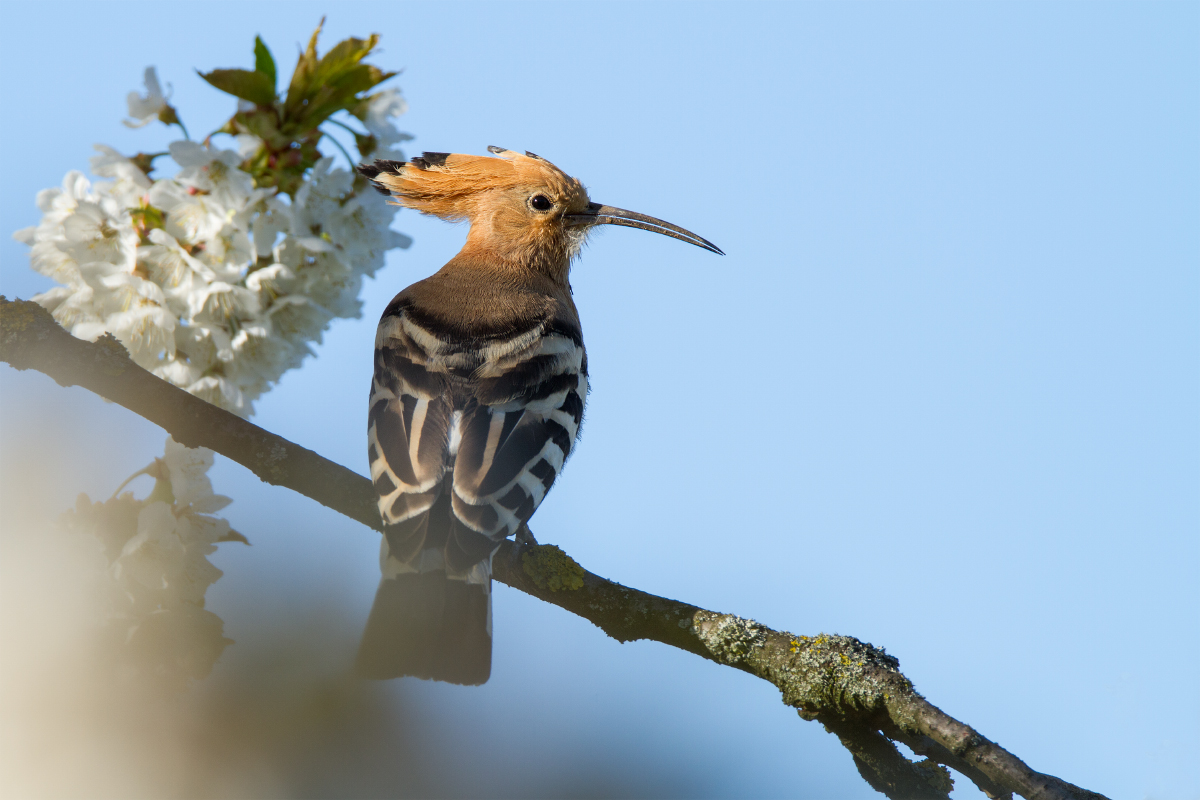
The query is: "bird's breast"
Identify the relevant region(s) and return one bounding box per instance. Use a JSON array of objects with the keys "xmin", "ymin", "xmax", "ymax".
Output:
[{"xmin": 377, "ymin": 300, "xmax": 586, "ymax": 411}]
